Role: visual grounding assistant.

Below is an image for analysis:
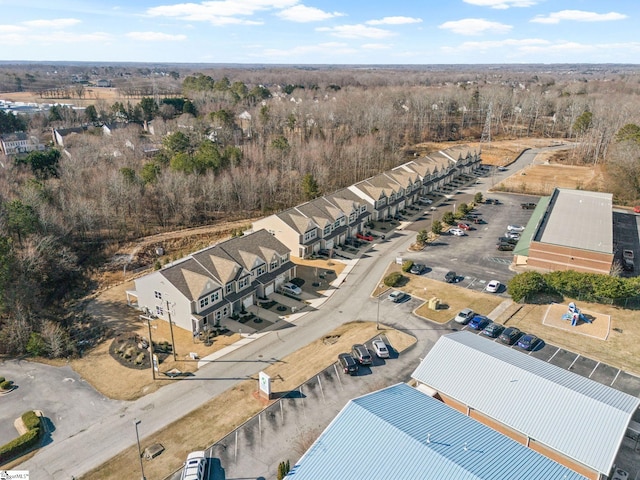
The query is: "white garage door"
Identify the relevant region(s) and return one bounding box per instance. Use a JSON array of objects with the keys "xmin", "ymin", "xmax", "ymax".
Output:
[
  {"xmin": 265, "ymin": 284, "xmax": 274, "ymax": 296},
  {"xmin": 243, "ymin": 295, "xmax": 254, "ymax": 309}
]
